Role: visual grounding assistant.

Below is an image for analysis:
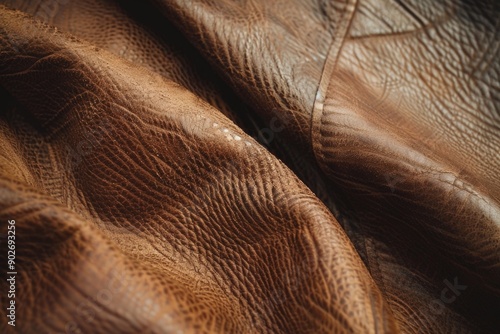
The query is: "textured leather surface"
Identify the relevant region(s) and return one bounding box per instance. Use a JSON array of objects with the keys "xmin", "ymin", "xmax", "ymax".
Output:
[{"xmin": 0, "ymin": 0, "xmax": 499, "ymax": 333}]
